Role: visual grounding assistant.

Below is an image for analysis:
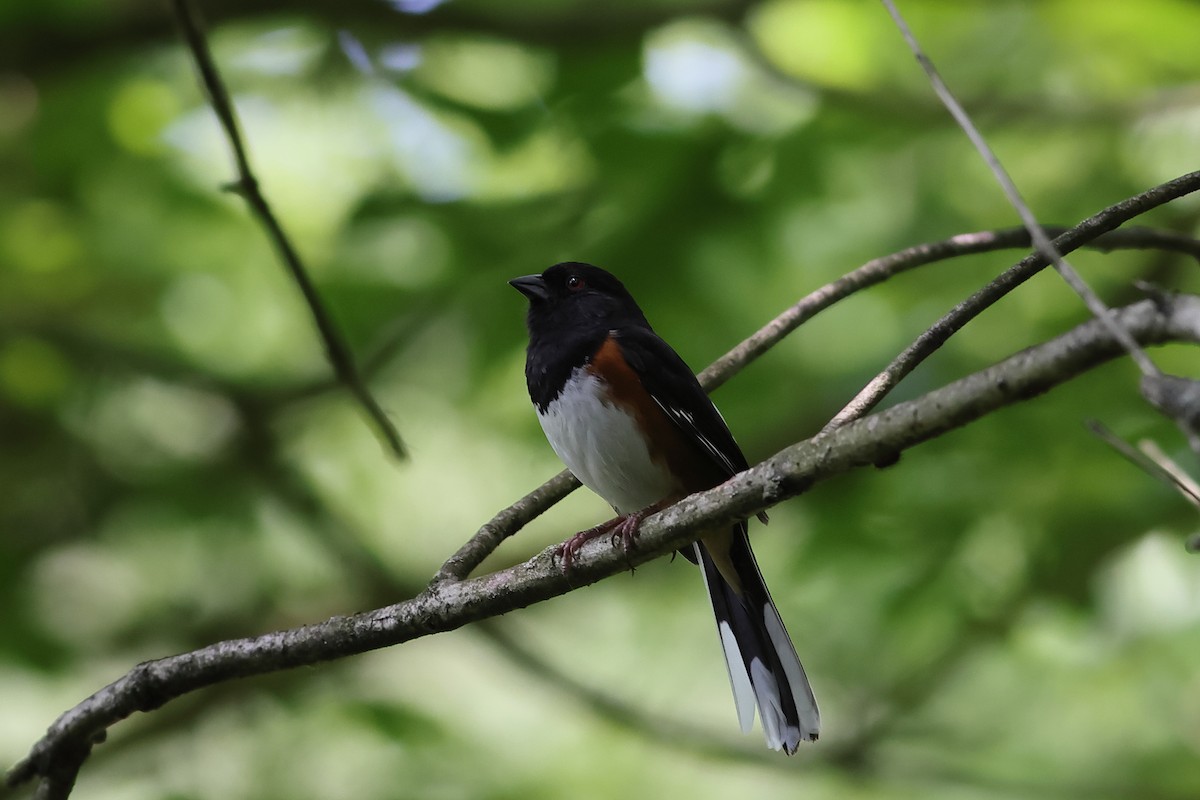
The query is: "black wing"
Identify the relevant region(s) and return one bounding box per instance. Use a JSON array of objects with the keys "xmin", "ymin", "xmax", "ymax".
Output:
[
  {"xmin": 613, "ymin": 327, "xmax": 750, "ymax": 481},
  {"xmin": 613, "ymin": 327, "xmax": 768, "ymax": 569}
]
